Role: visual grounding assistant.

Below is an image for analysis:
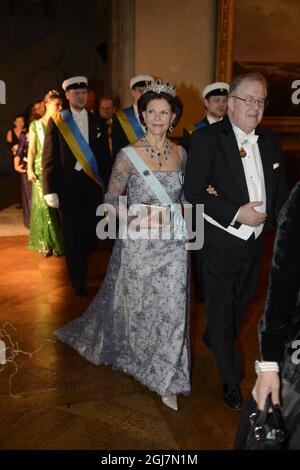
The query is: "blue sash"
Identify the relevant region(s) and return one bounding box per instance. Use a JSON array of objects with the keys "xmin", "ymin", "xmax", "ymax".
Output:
[
  {"xmin": 188, "ymin": 119, "xmax": 208, "ymax": 134},
  {"xmin": 123, "ymin": 107, "xmax": 145, "ymax": 139},
  {"xmin": 194, "ymin": 120, "xmax": 207, "ymax": 129},
  {"xmin": 58, "ymin": 109, "xmax": 105, "ymax": 188},
  {"xmin": 123, "ymin": 146, "xmax": 186, "ymax": 240}
]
